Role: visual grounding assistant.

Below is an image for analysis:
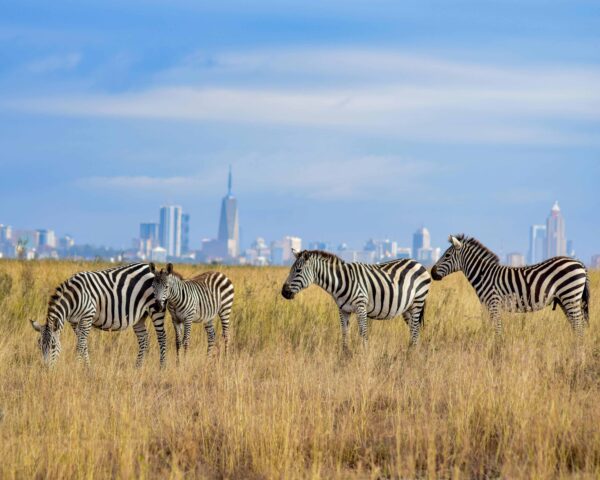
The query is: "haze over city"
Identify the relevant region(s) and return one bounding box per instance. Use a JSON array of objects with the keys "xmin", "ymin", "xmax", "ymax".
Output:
[{"xmin": 1, "ymin": 1, "xmax": 599, "ymax": 261}]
